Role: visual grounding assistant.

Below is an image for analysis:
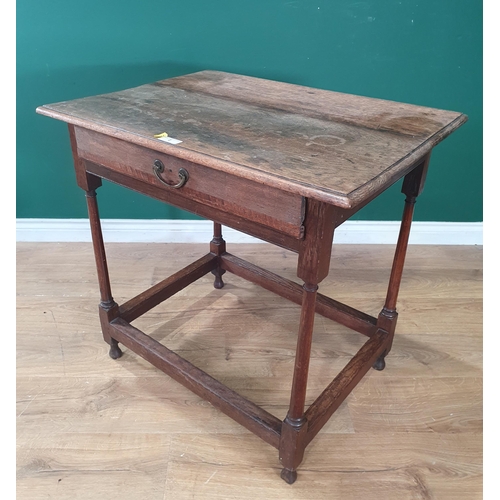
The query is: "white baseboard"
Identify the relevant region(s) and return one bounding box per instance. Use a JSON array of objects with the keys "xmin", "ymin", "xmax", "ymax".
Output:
[{"xmin": 16, "ymin": 219, "xmax": 483, "ymax": 245}]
